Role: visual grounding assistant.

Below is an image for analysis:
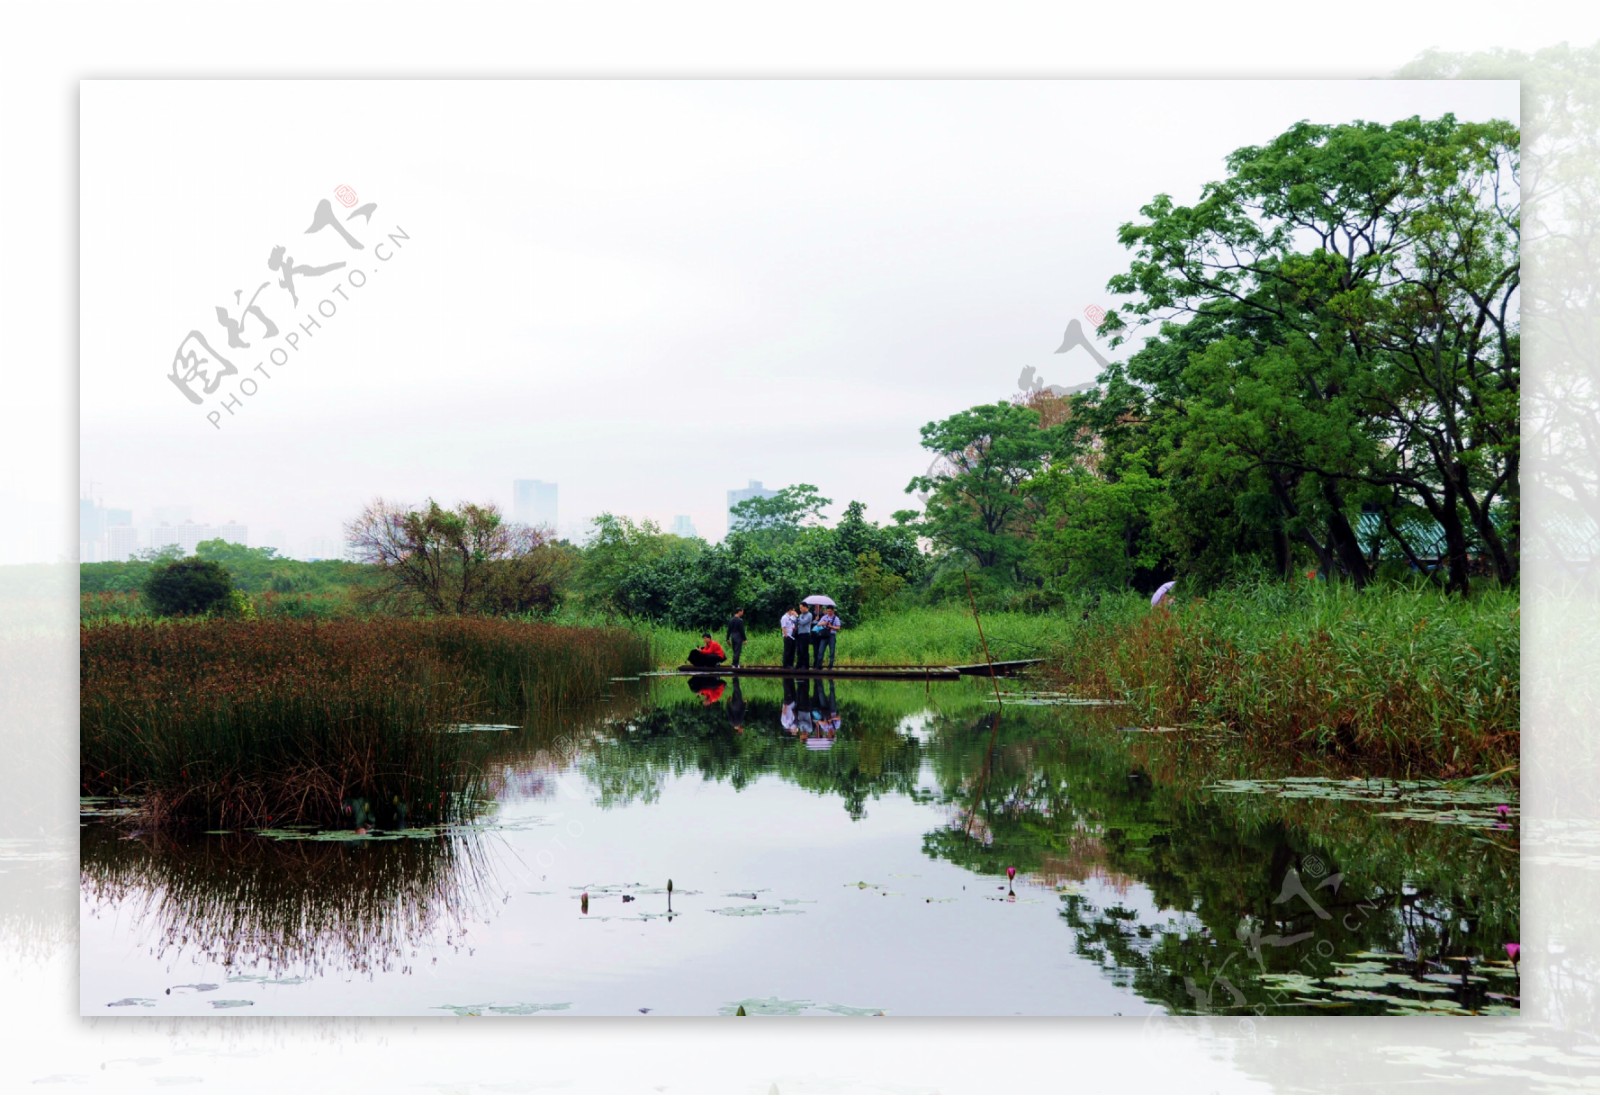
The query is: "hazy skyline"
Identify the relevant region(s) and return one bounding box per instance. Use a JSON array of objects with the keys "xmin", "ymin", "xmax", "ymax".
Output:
[{"xmin": 77, "ymin": 80, "xmax": 1518, "ymax": 563}]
